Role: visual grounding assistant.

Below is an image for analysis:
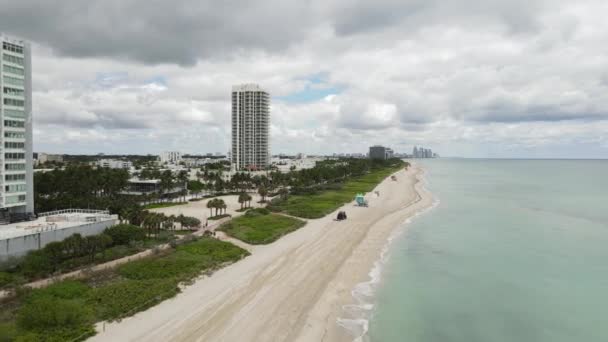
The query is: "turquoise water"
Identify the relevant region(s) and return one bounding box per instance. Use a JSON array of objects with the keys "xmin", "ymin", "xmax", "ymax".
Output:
[{"xmin": 368, "ymin": 159, "xmax": 608, "ymax": 342}]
